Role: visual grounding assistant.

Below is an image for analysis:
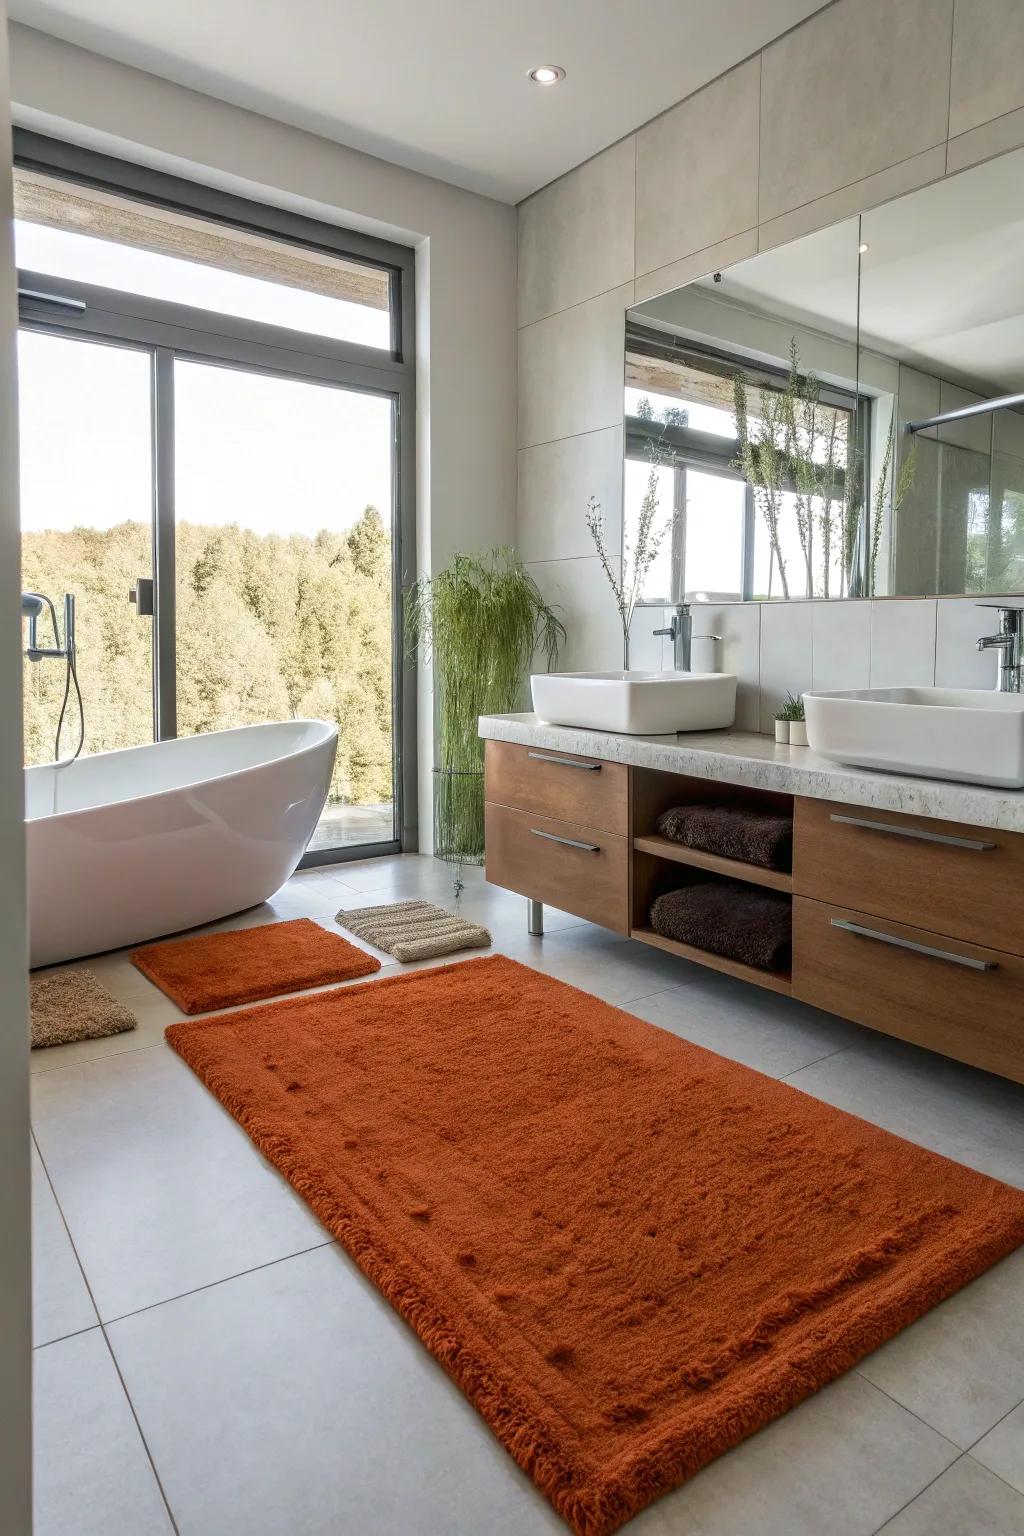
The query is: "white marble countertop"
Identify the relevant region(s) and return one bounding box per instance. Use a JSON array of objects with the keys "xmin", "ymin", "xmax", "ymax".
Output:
[{"xmin": 479, "ymin": 713, "xmax": 1024, "ymax": 834}]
